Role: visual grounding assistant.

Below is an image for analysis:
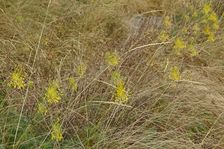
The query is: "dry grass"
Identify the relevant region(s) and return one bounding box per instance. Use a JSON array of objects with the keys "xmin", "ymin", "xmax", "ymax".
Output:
[{"xmin": 0, "ymin": 0, "xmax": 224, "ymax": 148}]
